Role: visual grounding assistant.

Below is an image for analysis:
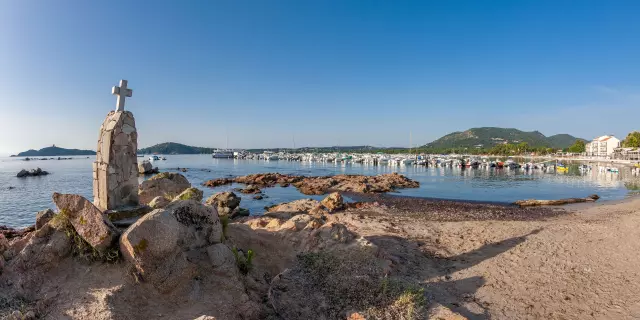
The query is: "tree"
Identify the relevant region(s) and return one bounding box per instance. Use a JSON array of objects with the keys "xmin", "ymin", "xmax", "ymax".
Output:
[
  {"xmin": 568, "ymin": 139, "xmax": 586, "ymax": 153},
  {"xmin": 622, "ymin": 131, "xmax": 640, "ymax": 148},
  {"xmin": 517, "ymin": 142, "xmax": 529, "ymax": 153}
]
